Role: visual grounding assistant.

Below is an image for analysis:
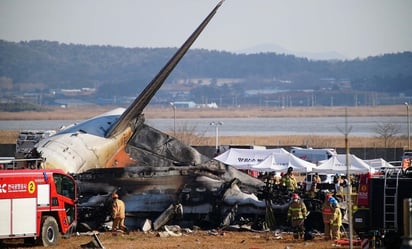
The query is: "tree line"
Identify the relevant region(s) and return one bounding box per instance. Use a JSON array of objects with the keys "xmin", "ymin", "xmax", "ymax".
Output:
[{"xmin": 0, "ymin": 40, "xmax": 411, "ymax": 102}]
